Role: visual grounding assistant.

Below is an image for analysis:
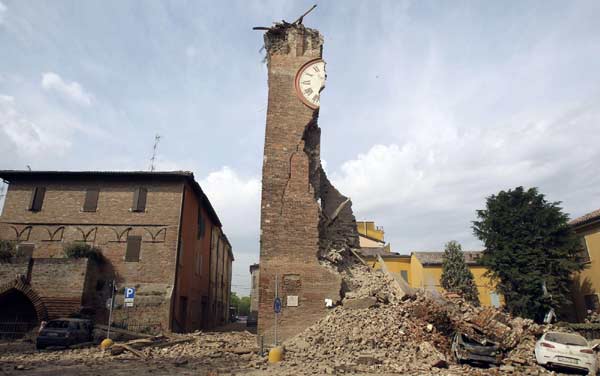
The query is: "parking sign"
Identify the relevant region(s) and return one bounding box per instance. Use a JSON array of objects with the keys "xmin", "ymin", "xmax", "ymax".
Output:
[{"xmin": 125, "ymin": 287, "xmax": 135, "ymax": 299}]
